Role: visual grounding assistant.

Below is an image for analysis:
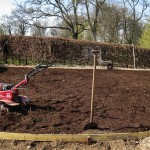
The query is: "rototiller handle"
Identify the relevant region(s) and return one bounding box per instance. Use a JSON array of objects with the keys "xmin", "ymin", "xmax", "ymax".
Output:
[{"xmin": 26, "ymin": 64, "xmax": 52, "ymax": 78}]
